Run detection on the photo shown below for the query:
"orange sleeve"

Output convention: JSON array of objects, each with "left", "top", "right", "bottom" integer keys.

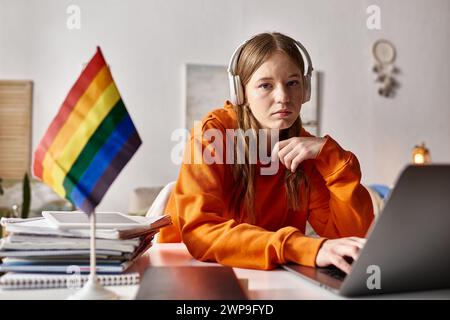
[
  {"left": 307, "top": 135, "right": 375, "bottom": 238},
  {"left": 170, "top": 120, "right": 325, "bottom": 270}
]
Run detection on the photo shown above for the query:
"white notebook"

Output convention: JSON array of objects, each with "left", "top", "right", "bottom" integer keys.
[{"left": 0, "top": 272, "right": 140, "bottom": 290}]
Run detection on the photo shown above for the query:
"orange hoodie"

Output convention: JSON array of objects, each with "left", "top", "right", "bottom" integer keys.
[{"left": 159, "top": 101, "right": 374, "bottom": 270}]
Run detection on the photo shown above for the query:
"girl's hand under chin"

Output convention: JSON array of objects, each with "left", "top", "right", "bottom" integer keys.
[{"left": 272, "top": 136, "right": 327, "bottom": 172}]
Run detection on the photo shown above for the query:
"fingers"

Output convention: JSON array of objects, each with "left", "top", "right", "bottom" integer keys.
[
  {"left": 338, "top": 242, "right": 360, "bottom": 262},
  {"left": 290, "top": 154, "right": 304, "bottom": 172},
  {"left": 336, "top": 237, "right": 366, "bottom": 248},
  {"left": 283, "top": 149, "right": 297, "bottom": 171},
  {"left": 272, "top": 138, "right": 310, "bottom": 172},
  {"left": 333, "top": 239, "right": 366, "bottom": 273},
  {"left": 271, "top": 141, "right": 282, "bottom": 163},
  {"left": 276, "top": 142, "right": 295, "bottom": 166},
  {"left": 284, "top": 150, "right": 306, "bottom": 172},
  {"left": 273, "top": 140, "right": 301, "bottom": 170},
  {"left": 347, "top": 237, "right": 366, "bottom": 249},
  {"left": 277, "top": 139, "right": 291, "bottom": 149},
  {"left": 271, "top": 139, "right": 293, "bottom": 162},
  {"left": 339, "top": 237, "right": 366, "bottom": 251},
  {"left": 333, "top": 256, "right": 352, "bottom": 274},
  {"left": 315, "top": 237, "right": 368, "bottom": 274},
  {"left": 272, "top": 137, "right": 330, "bottom": 172}
]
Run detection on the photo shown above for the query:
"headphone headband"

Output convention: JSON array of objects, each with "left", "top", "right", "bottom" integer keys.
[{"left": 227, "top": 38, "right": 314, "bottom": 79}]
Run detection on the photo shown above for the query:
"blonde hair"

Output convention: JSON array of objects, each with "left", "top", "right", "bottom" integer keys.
[{"left": 230, "top": 32, "right": 309, "bottom": 224}]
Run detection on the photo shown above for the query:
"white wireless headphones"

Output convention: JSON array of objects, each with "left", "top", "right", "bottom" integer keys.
[{"left": 227, "top": 36, "right": 314, "bottom": 106}]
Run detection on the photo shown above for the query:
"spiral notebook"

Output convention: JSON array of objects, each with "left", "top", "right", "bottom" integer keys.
[{"left": 0, "top": 272, "right": 140, "bottom": 290}]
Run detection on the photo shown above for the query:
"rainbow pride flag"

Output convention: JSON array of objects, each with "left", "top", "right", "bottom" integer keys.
[{"left": 33, "top": 47, "right": 142, "bottom": 214}]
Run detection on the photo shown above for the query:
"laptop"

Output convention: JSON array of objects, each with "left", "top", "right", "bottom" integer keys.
[{"left": 283, "top": 164, "right": 450, "bottom": 296}]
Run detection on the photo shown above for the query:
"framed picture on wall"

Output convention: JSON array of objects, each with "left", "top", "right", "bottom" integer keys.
[
  {"left": 185, "top": 64, "right": 229, "bottom": 131},
  {"left": 300, "top": 70, "right": 320, "bottom": 136}
]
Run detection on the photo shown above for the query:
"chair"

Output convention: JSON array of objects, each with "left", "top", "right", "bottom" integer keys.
[
  {"left": 365, "top": 184, "right": 391, "bottom": 217},
  {"left": 145, "top": 181, "right": 176, "bottom": 218},
  {"left": 144, "top": 181, "right": 176, "bottom": 243}
]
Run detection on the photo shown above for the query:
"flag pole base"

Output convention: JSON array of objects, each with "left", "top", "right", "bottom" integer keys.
[
  {"left": 67, "top": 213, "right": 118, "bottom": 300},
  {"left": 67, "top": 277, "right": 118, "bottom": 300}
]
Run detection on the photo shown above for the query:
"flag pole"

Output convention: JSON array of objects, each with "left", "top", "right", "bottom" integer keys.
[{"left": 68, "top": 212, "right": 118, "bottom": 300}]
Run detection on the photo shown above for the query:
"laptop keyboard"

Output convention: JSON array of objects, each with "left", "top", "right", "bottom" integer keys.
[{"left": 321, "top": 267, "right": 347, "bottom": 281}]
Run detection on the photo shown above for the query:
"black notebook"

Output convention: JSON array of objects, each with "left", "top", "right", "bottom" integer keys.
[{"left": 135, "top": 266, "right": 247, "bottom": 300}]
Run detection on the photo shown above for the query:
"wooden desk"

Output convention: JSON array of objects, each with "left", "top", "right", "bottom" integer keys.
[{"left": 1, "top": 243, "right": 449, "bottom": 300}]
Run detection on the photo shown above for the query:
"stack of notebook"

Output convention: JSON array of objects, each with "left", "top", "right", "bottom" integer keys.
[{"left": 0, "top": 213, "right": 171, "bottom": 289}]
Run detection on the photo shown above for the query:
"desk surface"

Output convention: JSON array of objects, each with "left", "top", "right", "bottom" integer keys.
[{"left": 1, "top": 243, "right": 449, "bottom": 300}]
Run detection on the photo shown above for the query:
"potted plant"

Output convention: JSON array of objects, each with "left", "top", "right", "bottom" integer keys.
[{"left": 0, "top": 173, "right": 32, "bottom": 237}]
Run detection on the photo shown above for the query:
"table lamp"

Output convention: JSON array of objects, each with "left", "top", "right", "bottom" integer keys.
[{"left": 412, "top": 142, "right": 431, "bottom": 165}]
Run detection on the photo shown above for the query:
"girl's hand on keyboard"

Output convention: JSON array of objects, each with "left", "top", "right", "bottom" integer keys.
[{"left": 315, "top": 237, "right": 366, "bottom": 274}]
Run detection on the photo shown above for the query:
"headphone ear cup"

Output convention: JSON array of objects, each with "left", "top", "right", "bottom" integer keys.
[
  {"left": 228, "top": 75, "right": 239, "bottom": 105},
  {"left": 228, "top": 74, "right": 236, "bottom": 104},
  {"left": 302, "top": 75, "right": 311, "bottom": 103},
  {"left": 233, "top": 75, "right": 244, "bottom": 105}
]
